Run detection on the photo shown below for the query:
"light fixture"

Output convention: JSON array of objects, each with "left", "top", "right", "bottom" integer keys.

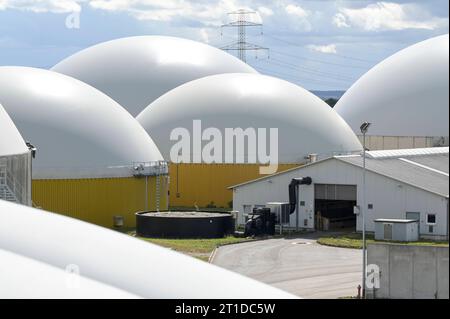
[{"left": 360, "top": 122, "right": 371, "bottom": 134}]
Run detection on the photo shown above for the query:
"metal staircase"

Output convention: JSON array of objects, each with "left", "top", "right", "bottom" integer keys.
[
  {"left": 0, "top": 166, "right": 19, "bottom": 203},
  {"left": 155, "top": 175, "right": 160, "bottom": 212},
  {"left": 132, "top": 161, "right": 168, "bottom": 212}
]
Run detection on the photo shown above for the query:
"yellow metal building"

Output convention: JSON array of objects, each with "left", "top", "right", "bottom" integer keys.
[
  {"left": 168, "top": 163, "right": 300, "bottom": 208},
  {"left": 33, "top": 175, "right": 169, "bottom": 228}
]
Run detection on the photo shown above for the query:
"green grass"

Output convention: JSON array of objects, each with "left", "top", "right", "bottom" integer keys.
[
  {"left": 129, "top": 232, "right": 249, "bottom": 260},
  {"left": 317, "top": 233, "right": 449, "bottom": 249}
]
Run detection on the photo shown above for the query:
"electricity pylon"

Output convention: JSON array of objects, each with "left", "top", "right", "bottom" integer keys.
[{"left": 221, "top": 9, "right": 269, "bottom": 63}]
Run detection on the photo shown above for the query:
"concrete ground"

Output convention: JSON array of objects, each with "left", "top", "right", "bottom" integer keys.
[{"left": 212, "top": 233, "right": 362, "bottom": 299}]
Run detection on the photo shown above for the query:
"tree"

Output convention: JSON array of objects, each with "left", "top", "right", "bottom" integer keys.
[{"left": 325, "top": 98, "right": 338, "bottom": 108}]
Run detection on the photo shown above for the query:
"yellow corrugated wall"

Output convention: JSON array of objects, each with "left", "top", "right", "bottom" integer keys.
[
  {"left": 168, "top": 163, "right": 300, "bottom": 208},
  {"left": 32, "top": 176, "right": 169, "bottom": 228}
]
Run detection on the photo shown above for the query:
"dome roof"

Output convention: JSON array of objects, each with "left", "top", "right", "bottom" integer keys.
[
  {"left": 0, "top": 199, "right": 296, "bottom": 298},
  {"left": 335, "top": 34, "right": 449, "bottom": 137},
  {"left": 0, "top": 67, "right": 163, "bottom": 178},
  {"left": 0, "top": 103, "right": 28, "bottom": 157},
  {"left": 137, "top": 73, "right": 362, "bottom": 164},
  {"left": 52, "top": 36, "right": 258, "bottom": 116},
  {"left": 0, "top": 248, "right": 138, "bottom": 298}
]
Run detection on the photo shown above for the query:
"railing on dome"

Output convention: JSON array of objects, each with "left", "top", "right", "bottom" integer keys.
[{"left": 132, "top": 161, "right": 169, "bottom": 177}]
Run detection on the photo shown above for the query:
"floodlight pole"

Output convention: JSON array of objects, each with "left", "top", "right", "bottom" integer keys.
[
  {"left": 362, "top": 131, "right": 367, "bottom": 298},
  {"left": 360, "top": 122, "right": 370, "bottom": 299}
]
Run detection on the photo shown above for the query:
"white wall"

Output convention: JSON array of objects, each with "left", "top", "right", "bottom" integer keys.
[
  {"left": 233, "top": 159, "right": 361, "bottom": 229},
  {"left": 232, "top": 158, "right": 448, "bottom": 238},
  {"left": 357, "top": 135, "right": 449, "bottom": 151},
  {"left": 359, "top": 170, "right": 448, "bottom": 239},
  {"left": 367, "top": 244, "right": 449, "bottom": 299}
]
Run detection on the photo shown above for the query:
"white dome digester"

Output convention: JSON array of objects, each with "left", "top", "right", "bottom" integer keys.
[
  {"left": 335, "top": 34, "right": 449, "bottom": 137},
  {"left": 0, "top": 103, "right": 28, "bottom": 157},
  {"left": 137, "top": 73, "right": 362, "bottom": 164},
  {"left": 0, "top": 66, "right": 163, "bottom": 179},
  {"left": 52, "top": 36, "right": 258, "bottom": 116}
]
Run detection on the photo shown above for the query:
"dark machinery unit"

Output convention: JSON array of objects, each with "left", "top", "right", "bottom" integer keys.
[
  {"left": 243, "top": 176, "right": 312, "bottom": 236},
  {"left": 244, "top": 207, "right": 276, "bottom": 236}
]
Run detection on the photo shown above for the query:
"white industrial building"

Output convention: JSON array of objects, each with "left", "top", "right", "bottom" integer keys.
[
  {"left": 335, "top": 34, "right": 449, "bottom": 150},
  {"left": 231, "top": 147, "right": 449, "bottom": 240}
]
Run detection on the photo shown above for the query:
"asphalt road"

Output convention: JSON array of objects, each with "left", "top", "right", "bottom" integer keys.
[{"left": 212, "top": 234, "right": 362, "bottom": 299}]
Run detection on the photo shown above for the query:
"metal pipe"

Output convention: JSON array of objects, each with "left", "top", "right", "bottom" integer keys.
[
  {"left": 295, "top": 186, "right": 299, "bottom": 232},
  {"left": 145, "top": 176, "right": 148, "bottom": 211}
]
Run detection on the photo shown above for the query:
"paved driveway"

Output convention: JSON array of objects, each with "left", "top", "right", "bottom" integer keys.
[{"left": 212, "top": 234, "right": 362, "bottom": 299}]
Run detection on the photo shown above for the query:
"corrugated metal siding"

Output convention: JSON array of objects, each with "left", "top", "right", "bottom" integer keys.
[
  {"left": 168, "top": 163, "right": 300, "bottom": 208},
  {"left": 32, "top": 176, "right": 169, "bottom": 228}
]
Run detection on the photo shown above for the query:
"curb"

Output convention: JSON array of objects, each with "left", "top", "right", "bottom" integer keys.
[
  {"left": 208, "top": 247, "right": 218, "bottom": 263},
  {"left": 208, "top": 237, "right": 270, "bottom": 263}
]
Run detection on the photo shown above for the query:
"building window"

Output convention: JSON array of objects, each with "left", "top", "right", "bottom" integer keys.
[
  {"left": 300, "top": 201, "right": 305, "bottom": 206},
  {"left": 427, "top": 214, "right": 436, "bottom": 225},
  {"left": 368, "top": 204, "right": 373, "bottom": 209}
]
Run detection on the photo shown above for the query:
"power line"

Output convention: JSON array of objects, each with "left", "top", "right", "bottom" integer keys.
[
  {"left": 253, "top": 65, "right": 350, "bottom": 88},
  {"left": 270, "top": 49, "right": 368, "bottom": 70},
  {"left": 220, "top": 9, "right": 268, "bottom": 62},
  {"left": 265, "top": 34, "right": 377, "bottom": 64},
  {"left": 263, "top": 57, "right": 355, "bottom": 82}
]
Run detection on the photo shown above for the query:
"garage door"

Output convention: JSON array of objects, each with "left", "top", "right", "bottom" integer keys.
[{"left": 314, "top": 184, "right": 357, "bottom": 201}]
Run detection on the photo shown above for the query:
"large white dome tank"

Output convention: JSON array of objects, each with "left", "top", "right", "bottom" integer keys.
[
  {"left": 0, "top": 103, "right": 28, "bottom": 157},
  {"left": 137, "top": 73, "right": 362, "bottom": 164},
  {"left": 335, "top": 34, "right": 449, "bottom": 138},
  {"left": 0, "top": 199, "right": 297, "bottom": 299},
  {"left": 0, "top": 67, "right": 167, "bottom": 226},
  {"left": 0, "top": 66, "right": 163, "bottom": 178},
  {"left": 52, "top": 36, "right": 258, "bottom": 116}
]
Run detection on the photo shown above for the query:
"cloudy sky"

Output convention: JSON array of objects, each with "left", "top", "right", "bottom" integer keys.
[{"left": 0, "top": 0, "right": 448, "bottom": 90}]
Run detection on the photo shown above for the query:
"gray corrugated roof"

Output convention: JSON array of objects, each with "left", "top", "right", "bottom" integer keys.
[
  {"left": 405, "top": 154, "right": 449, "bottom": 173},
  {"left": 337, "top": 154, "right": 449, "bottom": 198},
  {"left": 229, "top": 149, "right": 449, "bottom": 197}
]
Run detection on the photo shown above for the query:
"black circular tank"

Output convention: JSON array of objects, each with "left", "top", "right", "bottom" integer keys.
[{"left": 136, "top": 211, "right": 235, "bottom": 239}]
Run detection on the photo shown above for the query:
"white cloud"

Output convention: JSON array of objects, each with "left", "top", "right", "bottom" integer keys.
[
  {"left": 199, "top": 28, "right": 209, "bottom": 43},
  {"left": 258, "top": 6, "right": 273, "bottom": 17},
  {"left": 278, "top": 3, "right": 312, "bottom": 31},
  {"left": 285, "top": 4, "right": 308, "bottom": 18},
  {"left": 332, "top": 12, "right": 350, "bottom": 28},
  {"left": 307, "top": 44, "right": 337, "bottom": 54},
  {"left": 333, "top": 2, "right": 448, "bottom": 31},
  {"left": 0, "top": 0, "right": 83, "bottom": 13},
  {"left": 1, "top": 0, "right": 446, "bottom": 36},
  {"left": 89, "top": 0, "right": 241, "bottom": 25}
]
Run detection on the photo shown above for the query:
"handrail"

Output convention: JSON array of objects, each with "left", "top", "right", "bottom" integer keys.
[{"left": 0, "top": 164, "right": 27, "bottom": 204}]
